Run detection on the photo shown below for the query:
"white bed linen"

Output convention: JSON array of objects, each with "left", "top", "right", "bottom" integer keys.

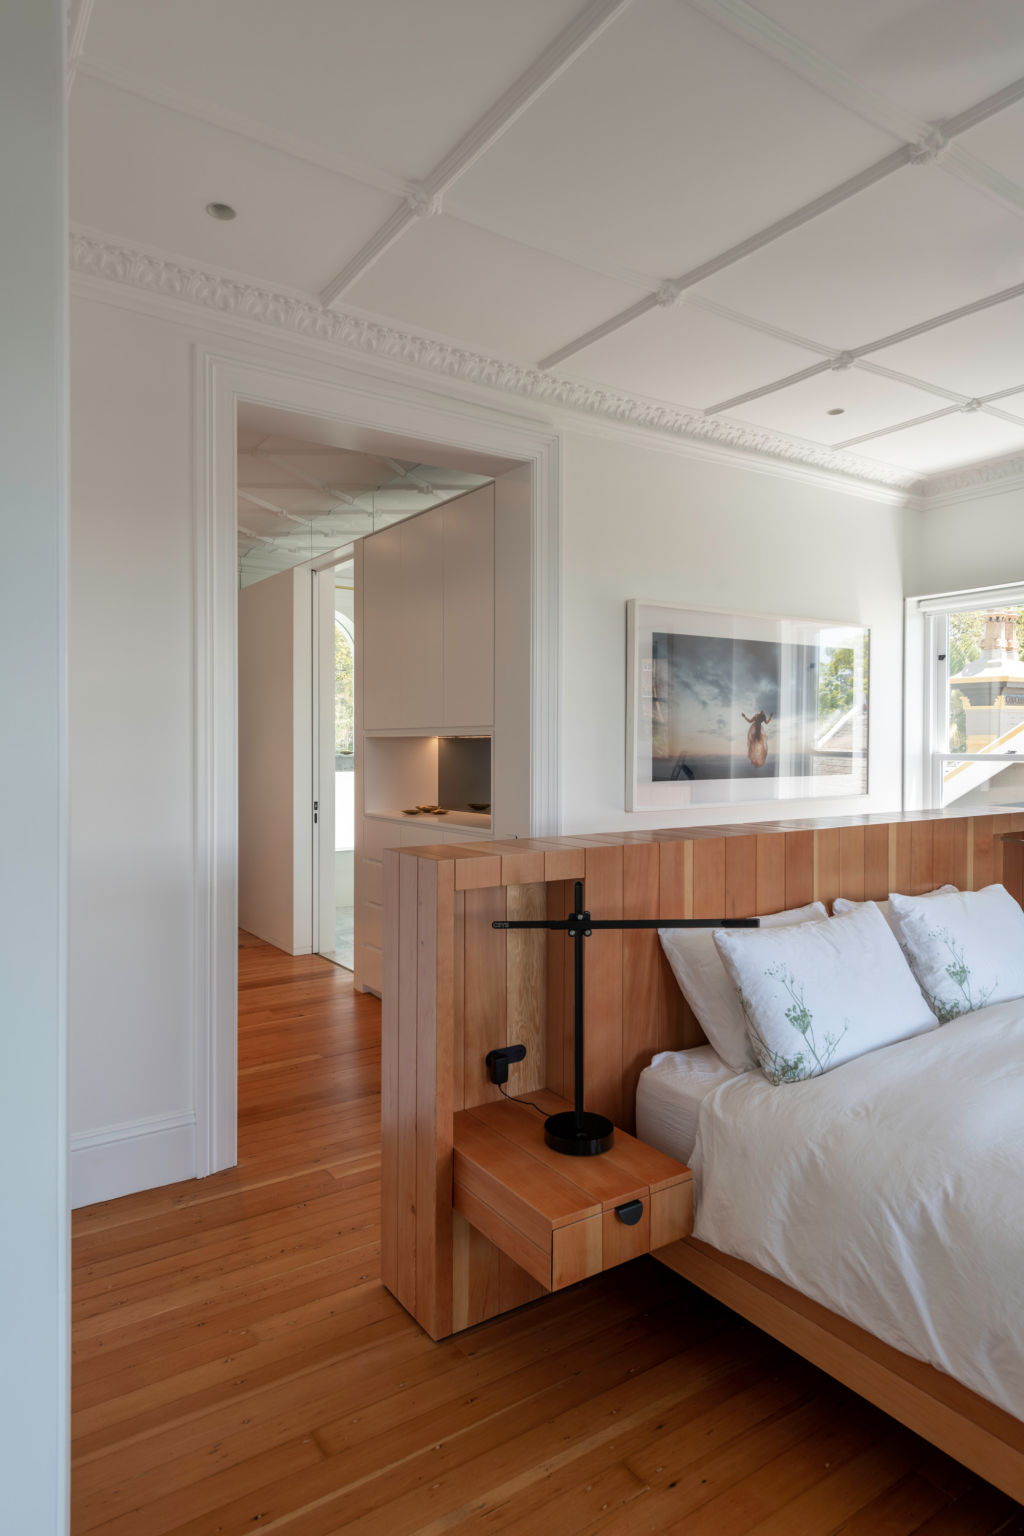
[
  {"left": 635, "top": 1046, "right": 739, "bottom": 1164},
  {"left": 691, "top": 1000, "right": 1024, "bottom": 1419}
]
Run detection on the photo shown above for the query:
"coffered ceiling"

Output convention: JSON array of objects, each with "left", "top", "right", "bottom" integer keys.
[{"left": 69, "top": 0, "right": 1024, "bottom": 491}]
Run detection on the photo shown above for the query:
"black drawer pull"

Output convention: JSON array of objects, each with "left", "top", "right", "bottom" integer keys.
[{"left": 616, "top": 1199, "right": 644, "bottom": 1226}]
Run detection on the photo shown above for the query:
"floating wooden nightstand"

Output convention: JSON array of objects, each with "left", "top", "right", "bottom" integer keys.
[{"left": 452, "top": 1091, "right": 693, "bottom": 1293}]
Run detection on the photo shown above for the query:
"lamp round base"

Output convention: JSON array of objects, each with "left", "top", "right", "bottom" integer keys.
[{"left": 543, "top": 1111, "right": 615, "bottom": 1157}]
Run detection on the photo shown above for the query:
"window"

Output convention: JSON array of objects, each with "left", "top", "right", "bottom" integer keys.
[
  {"left": 335, "top": 612, "right": 354, "bottom": 763},
  {"left": 912, "top": 584, "right": 1024, "bottom": 811}
]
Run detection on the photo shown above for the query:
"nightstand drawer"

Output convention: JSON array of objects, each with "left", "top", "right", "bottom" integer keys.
[{"left": 453, "top": 1096, "right": 692, "bottom": 1292}]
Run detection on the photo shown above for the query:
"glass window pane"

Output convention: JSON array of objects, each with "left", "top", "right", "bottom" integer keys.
[
  {"left": 940, "top": 756, "right": 1024, "bottom": 809},
  {"left": 946, "top": 606, "right": 1024, "bottom": 755}
]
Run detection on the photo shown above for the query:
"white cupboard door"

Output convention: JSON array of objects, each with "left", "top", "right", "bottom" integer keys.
[
  {"left": 443, "top": 485, "right": 494, "bottom": 728},
  {"left": 361, "top": 525, "right": 403, "bottom": 728},
  {"left": 399, "top": 513, "right": 445, "bottom": 726}
]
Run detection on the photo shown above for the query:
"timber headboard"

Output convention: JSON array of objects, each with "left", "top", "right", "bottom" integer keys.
[{"left": 381, "top": 810, "right": 1024, "bottom": 1339}]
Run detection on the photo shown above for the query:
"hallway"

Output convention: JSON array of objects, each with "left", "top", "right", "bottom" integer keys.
[{"left": 70, "top": 938, "right": 1023, "bottom": 1535}]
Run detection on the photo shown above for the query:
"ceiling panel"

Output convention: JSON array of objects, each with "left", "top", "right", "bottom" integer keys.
[
  {"left": 84, "top": 0, "right": 584, "bottom": 185},
  {"left": 984, "top": 389, "right": 1024, "bottom": 419},
  {"left": 566, "top": 300, "right": 826, "bottom": 410},
  {"left": 725, "top": 367, "right": 949, "bottom": 445},
  {"left": 751, "top": 0, "right": 1024, "bottom": 123},
  {"left": 849, "top": 410, "right": 1024, "bottom": 472},
  {"left": 344, "top": 215, "right": 648, "bottom": 363},
  {"left": 867, "top": 294, "right": 1024, "bottom": 398},
  {"left": 449, "top": 0, "right": 896, "bottom": 282},
  {"left": 956, "top": 97, "right": 1024, "bottom": 188},
  {"left": 698, "top": 165, "right": 1024, "bottom": 344},
  {"left": 70, "top": 76, "right": 399, "bottom": 294}
]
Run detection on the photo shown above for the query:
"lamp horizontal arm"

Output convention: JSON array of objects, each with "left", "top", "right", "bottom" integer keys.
[{"left": 492, "top": 917, "right": 760, "bottom": 931}]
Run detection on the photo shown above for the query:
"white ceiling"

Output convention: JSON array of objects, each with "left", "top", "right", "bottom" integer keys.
[{"left": 69, "top": 0, "right": 1024, "bottom": 488}]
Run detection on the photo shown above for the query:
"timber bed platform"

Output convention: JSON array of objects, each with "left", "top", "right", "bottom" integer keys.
[{"left": 380, "top": 808, "right": 1024, "bottom": 1502}]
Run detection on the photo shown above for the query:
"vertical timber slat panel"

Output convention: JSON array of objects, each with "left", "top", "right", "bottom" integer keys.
[
  {"left": 1002, "top": 838, "right": 1024, "bottom": 910},
  {"left": 428, "top": 860, "right": 456, "bottom": 1338},
  {"left": 380, "top": 850, "right": 401, "bottom": 1298},
  {"left": 545, "top": 880, "right": 568, "bottom": 1099},
  {"left": 463, "top": 885, "right": 507, "bottom": 1110},
  {"left": 453, "top": 890, "right": 465, "bottom": 1112},
  {"left": 991, "top": 814, "right": 1013, "bottom": 886},
  {"left": 396, "top": 853, "right": 419, "bottom": 1318},
  {"left": 813, "top": 827, "right": 841, "bottom": 910},
  {"left": 622, "top": 842, "right": 664, "bottom": 1133},
  {"left": 785, "top": 830, "right": 814, "bottom": 908},
  {"left": 507, "top": 882, "right": 547, "bottom": 1096},
  {"left": 499, "top": 1254, "right": 548, "bottom": 1315},
  {"left": 755, "top": 833, "right": 786, "bottom": 915},
  {"left": 864, "top": 824, "right": 890, "bottom": 901},
  {"left": 971, "top": 820, "right": 993, "bottom": 890},
  {"left": 933, "top": 818, "right": 968, "bottom": 890},
  {"left": 911, "top": 820, "right": 935, "bottom": 893},
  {"left": 660, "top": 839, "right": 696, "bottom": 1046},
  {"left": 692, "top": 839, "right": 726, "bottom": 920},
  {"left": 584, "top": 845, "right": 624, "bottom": 1127},
  {"left": 892, "top": 822, "right": 913, "bottom": 894},
  {"left": 725, "top": 836, "right": 757, "bottom": 918},
  {"left": 415, "top": 861, "right": 439, "bottom": 1335},
  {"left": 839, "top": 825, "right": 865, "bottom": 904}
]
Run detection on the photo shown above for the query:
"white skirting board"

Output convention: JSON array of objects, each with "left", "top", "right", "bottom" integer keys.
[{"left": 71, "top": 1111, "right": 198, "bottom": 1209}]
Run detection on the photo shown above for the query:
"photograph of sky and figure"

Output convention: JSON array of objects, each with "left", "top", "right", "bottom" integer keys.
[{"left": 649, "top": 630, "right": 867, "bottom": 787}]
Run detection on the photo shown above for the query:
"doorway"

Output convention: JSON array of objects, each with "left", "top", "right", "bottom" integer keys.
[
  {"left": 199, "top": 350, "right": 560, "bottom": 1178},
  {"left": 314, "top": 557, "right": 356, "bottom": 970}
]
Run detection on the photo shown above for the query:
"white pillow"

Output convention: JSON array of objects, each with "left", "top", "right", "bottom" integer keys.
[
  {"left": 658, "top": 901, "right": 827, "bottom": 1072},
  {"left": 713, "top": 904, "right": 938, "bottom": 1085},
  {"left": 889, "top": 883, "right": 1024, "bottom": 1024},
  {"left": 833, "top": 885, "right": 957, "bottom": 940}
]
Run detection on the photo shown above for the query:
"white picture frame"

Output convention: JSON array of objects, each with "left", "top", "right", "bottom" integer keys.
[{"left": 626, "top": 600, "right": 869, "bottom": 811}]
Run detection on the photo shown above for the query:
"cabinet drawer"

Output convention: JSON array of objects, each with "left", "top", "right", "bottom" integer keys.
[{"left": 453, "top": 1098, "right": 692, "bottom": 1294}]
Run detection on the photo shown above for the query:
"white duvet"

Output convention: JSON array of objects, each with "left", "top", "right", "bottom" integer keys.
[{"left": 692, "top": 999, "right": 1024, "bottom": 1420}]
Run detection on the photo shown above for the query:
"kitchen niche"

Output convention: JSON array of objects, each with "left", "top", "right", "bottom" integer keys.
[{"left": 363, "top": 733, "right": 492, "bottom": 829}]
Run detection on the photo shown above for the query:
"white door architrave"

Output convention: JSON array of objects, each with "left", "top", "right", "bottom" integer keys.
[{"left": 195, "top": 348, "right": 561, "bottom": 1177}]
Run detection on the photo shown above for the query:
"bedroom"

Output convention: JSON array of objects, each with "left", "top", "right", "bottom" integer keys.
[{"left": 5, "top": 0, "right": 1024, "bottom": 1530}]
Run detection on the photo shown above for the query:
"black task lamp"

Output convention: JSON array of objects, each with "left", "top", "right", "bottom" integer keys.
[{"left": 494, "top": 881, "right": 759, "bottom": 1157}]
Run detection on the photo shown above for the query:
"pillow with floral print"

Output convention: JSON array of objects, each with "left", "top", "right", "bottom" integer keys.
[
  {"left": 888, "top": 883, "right": 1024, "bottom": 1024},
  {"left": 832, "top": 885, "right": 957, "bottom": 939},
  {"left": 714, "top": 903, "right": 937, "bottom": 1085}
]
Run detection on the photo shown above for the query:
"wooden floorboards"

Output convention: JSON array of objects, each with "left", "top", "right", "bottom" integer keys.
[{"left": 72, "top": 936, "right": 1024, "bottom": 1535}]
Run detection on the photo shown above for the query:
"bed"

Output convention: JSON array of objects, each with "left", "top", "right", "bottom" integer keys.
[
  {"left": 381, "top": 813, "right": 1024, "bottom": 1503},
  {"left": 637, "top": 887, "right": 1024, "bottom": 1499},
  {"left": 639, "top": 1009, "right": 1024, "bottom": 1424}
]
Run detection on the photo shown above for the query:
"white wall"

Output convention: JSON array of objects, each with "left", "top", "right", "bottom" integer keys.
[
  {"left": 67, "top": 280, "right": 919, "bottom": 1207},
  {"left": 907, "top": 484, "right": 1024, "bottom": 596},
  {"left": 69, "top": 296, "right": 198, "bottom": 1203},
  {"left": 559, "top": 432, "right": 910, "bottom": 833},
  {"left": 238, "top": 567, "right": 313, "bottom": 953},
  {"left": 1, "top": 2, "right": 70, "bottom": 1527}
]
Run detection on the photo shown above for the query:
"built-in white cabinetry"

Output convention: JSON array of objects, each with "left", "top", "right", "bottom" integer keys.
[
  {"left": 443, "top": 490, "right": 494, "bottom": 727},
  {"left": 361, "top": 484, "right": 494, "bottom": 731},
  {"left": 354, "top": 474, "right": 530, "bottom": 992}
]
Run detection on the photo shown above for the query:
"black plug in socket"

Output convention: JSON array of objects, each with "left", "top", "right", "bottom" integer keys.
[{"left": 485, "top": 1043, "right": 526, "bottom": 1085}]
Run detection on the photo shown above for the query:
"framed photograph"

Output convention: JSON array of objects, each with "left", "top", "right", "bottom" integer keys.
[{"left": 626, "top": 601, "right": 869, "bottom": 810}]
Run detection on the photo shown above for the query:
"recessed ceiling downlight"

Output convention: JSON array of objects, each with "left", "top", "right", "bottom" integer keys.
[
  {"left": 205, "top": 201, "right": 237, "bottom": 221},
  {"left": 826, "top": 407, "right": 845, "bottom": 416}
]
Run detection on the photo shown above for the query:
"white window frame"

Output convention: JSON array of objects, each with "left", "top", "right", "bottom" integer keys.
[{"left": 906, "top": 581, "right": 1024, "bottom": 810}]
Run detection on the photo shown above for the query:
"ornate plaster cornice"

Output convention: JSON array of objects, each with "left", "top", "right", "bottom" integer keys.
[
  {"left": 73, "top": 231, "right": 997, "bottom": 498},
  {"left": 923, "top": 452, "right": 1024, "bottom": 499}
]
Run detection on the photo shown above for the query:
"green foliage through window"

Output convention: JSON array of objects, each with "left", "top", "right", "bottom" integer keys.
[{"left": 335, "top": 620, "right": 354, "bottom": 758}]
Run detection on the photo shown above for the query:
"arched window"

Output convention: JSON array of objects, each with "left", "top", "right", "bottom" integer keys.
[{"left": 335, "top": 612, "right": 354, "bottom": 762}]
